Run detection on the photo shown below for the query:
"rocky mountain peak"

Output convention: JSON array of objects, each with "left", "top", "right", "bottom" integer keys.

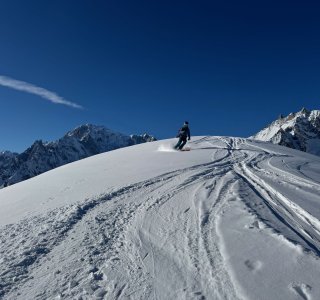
[
  {"left": 0, "top": 125, "right": 156, "bottom": 188},
  {"left": 251, "top": 108, "right": 320, "bottom": 156}
]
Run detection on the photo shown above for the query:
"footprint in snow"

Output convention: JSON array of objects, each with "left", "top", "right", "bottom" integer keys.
[
  {"left": 246, "top": 220, "right": 262, "bottom": 230},
  {"left": 244, "top": 259, "right": 262, "bottom": 272},
  {"left": 193, "top": 291, "right": 205, "bottom": 299},
  {"left": 289, "top": 283, "right": 312, "bottom": 300}
]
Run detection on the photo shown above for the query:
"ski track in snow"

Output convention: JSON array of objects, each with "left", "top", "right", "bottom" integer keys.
[{"left": 1, "top": 137, "right": 320, "bottom": 299}]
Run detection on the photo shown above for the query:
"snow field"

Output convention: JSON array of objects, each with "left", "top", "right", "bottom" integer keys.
[{"left": 0, "top": 136, "right": 320, "bottom": 299}]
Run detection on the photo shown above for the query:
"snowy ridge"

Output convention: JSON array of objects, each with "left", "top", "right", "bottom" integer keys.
[
  {"left": 0, "top": 137, "right": 320, "bottom": 299},
  {"left": 251, "top": 108, "right": 320, "bottom": 156},
  {"left": 0, "top": 124, "right": 156, "bottom": 188}
]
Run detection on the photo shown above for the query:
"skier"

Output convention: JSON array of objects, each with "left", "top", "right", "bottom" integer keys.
[{"left": 174, "top": 121, "right": 191, "bottom": 150}]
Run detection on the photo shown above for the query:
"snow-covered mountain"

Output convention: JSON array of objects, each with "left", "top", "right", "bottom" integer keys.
[
  {"left": 0, "top": 151, "right": 18, "bottom": 186},
  {"left": 0, "top": 124, "right": 156, "bottom": 188},
  {"left": 0, "top": 137, "right": 320, "bottom": 299},
  {"left": 251, "top": 108, "right": 320, "bottom": 156}
]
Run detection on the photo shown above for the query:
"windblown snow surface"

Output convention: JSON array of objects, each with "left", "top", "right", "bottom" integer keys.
[{"left": 1, "top": 137, "right": 320, "bottom": 300}]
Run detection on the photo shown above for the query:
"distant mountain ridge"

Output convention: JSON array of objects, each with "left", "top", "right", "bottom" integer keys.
[
  {"left": 251, "top": 108, "right": 320, "bottom": 156},
  {"left": 0, "top": 124, "right": 156, "bottom": 188}
]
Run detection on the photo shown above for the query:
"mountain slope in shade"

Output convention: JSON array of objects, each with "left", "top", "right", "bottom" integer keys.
[
  {"left": 0, "top": 137, "right": 320, "bottom": 299},
  {"left": 251, "top": 108, "right": 320, "bottom": 156},
  {"left": 0, "top": 124, "right": 156, "bottom": 188}
]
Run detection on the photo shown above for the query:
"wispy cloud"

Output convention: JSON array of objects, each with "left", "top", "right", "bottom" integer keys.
[{"left": 0, "top": 75, "right": 83, "bottom": 109}]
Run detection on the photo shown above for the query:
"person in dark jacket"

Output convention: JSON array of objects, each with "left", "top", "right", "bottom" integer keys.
[{"left": 174, "top": 121, "right": 191, "bottom": 150}]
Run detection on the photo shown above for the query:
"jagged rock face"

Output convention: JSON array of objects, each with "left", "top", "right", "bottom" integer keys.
[
  {"left": 251, "top": 108, "right": 320, "bottom": 156},
  {"left": 0, "top": 124, "right": 156, "bottom": 188},
  {"left": 130, "top": 133, "right": 157, "bottom": 144},
  {"left": 0, "top": 151, "right": 18, "bottom": 187}
]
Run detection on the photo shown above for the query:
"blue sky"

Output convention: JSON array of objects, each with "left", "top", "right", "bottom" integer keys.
[{"left": 1, "top": 0, "right": 320, "bottom": 152}]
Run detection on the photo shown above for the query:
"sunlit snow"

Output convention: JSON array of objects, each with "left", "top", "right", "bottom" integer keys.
[{"left": 0, "top": 137, "right": 320, "bottom": 299}]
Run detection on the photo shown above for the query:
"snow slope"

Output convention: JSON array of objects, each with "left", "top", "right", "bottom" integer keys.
[{"left": 1, "top": 137, "right": 320, "bottom": 299}]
